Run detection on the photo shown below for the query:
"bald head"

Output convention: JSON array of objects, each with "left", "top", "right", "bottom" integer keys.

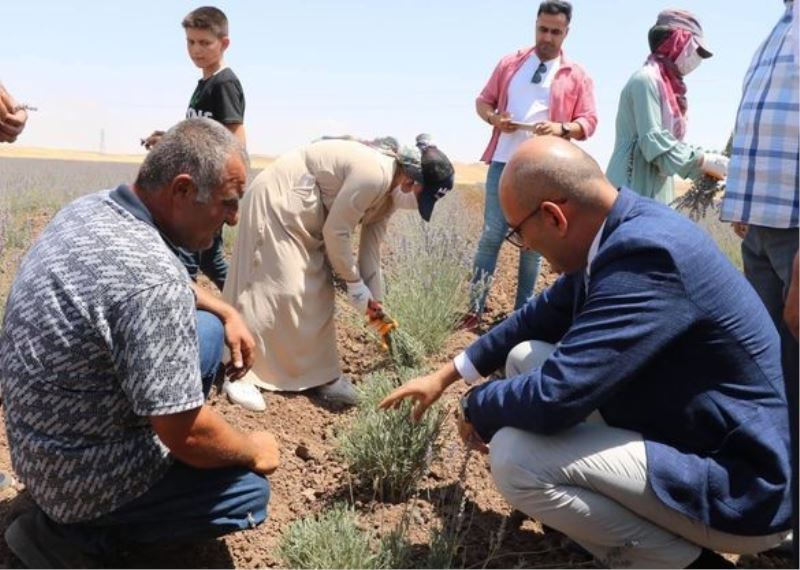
[
  {"left": 498, "top": 137, "right": 618, "bottom": 275},
  {"left": 501, "top": 137, "right": 613, "bottom": 214}
]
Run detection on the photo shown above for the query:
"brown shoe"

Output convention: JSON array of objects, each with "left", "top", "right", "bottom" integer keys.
[{"left": 459, "top": 312, "right": 481, "bottom": 332}]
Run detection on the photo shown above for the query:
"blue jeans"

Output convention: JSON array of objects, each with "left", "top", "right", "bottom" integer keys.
[
  {"left": 741, "top": 225, "right": 799, "bottom": 563},
  {"left": 52, "top": 463, "right": 270, "bottom": 557},
  {"left": 52, "top": 310, "right": 270, "bottom": 554},
  {"left": 471, "top": 161, "right": 542, "bottom": 313},
  {"left": 197, "top": 309, "right": 224, "bottom": 397}
]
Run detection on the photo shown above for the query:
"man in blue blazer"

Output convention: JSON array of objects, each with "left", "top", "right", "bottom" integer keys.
[{"left": 381, "top": 137, "right": 791, "bottom": 568}]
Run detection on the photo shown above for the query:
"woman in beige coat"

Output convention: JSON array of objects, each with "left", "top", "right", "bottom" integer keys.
[{"left": 222, "top": 136, "right": 454, "bottom": 405}]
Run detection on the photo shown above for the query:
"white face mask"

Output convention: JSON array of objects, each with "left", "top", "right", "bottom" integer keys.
[
  {"left": 392, "top": 185, "right": 418, "bottom": 210},
  {"left": 675, "top": 38, "right": 703, "bottom": 76}
]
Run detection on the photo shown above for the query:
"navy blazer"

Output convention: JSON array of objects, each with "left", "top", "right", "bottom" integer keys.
[{"left": 466, "top": 188, "right": 791, "bottom": 536}]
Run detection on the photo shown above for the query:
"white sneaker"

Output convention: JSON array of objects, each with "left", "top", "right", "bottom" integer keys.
[
  {"left": 316, "top": 375, "right": 358, "bottom": 406},
  {"left": 223, "top": 379, "right": 267, "bottom": 412}
]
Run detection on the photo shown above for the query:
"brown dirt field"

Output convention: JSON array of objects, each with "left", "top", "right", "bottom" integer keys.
[{"left": 0, "top": 185, "right": 790, "bottom": 569}]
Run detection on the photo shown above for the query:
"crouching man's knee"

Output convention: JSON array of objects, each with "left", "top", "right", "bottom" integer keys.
[
  {"left": 505, "top": 341, "right": 557, "bottom": 378},
  {"left": 489, "top": 427, "right": 547, "bottom": 507},
  {"left": 236, "top": 471, "right": 271, "bottom": 529}
]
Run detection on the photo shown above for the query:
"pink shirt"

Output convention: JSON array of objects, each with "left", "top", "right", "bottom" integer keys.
[{"left": 477, "top": 46, "right": 598, "bottom": 163}]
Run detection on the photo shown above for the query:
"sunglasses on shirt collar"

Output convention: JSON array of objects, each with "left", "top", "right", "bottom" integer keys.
[{"left": 531, "top": 61, "right": 547, "bottom": 84}]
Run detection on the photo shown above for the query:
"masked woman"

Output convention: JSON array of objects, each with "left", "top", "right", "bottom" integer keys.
[
  {"left": 606, "top": 9, "right": 729, "bottom": 204},
  {"left": 222, "top": 135, "right": 454, "bottom": 406}
]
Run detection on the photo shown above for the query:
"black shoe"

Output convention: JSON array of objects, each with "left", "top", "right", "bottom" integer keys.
[
  {"left": 5, "top": 508, "right": 101, "bottom": 568},
  {"left": 685, "top": 548, "right": 735, "bottom": 569}
]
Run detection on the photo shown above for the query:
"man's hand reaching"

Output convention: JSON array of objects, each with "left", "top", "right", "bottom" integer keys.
[{"left": 223, "top": 309, "right": 256, "bottom": 380}]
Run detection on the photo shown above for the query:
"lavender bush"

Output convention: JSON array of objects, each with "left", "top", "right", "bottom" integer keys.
[
  {"left": 337, "top": 369, "right": 444, "bottom": 502},
  {"left": 381, "top": 187, "right": 480, "bottom": 356}
]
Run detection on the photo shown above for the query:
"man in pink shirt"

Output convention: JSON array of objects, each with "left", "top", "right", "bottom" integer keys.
[{"left": 466, "top": 0, "right": 597, "bottom": 329}]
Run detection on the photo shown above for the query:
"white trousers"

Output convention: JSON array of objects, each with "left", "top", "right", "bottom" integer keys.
[{"left": 489, "top": 341, "right": 786, "bottom": 568}]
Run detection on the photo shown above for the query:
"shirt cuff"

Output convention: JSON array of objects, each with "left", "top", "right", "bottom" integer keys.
[{"left": 454, "top": 351, "right": 482, "bottom": 385}]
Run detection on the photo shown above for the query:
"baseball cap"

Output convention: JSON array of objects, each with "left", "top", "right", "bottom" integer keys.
[
  {"left": 655, "top": 9, "right": 713, "bottom": 58},
  {"left": 412, "top": 146, "right": 455, "bottom": 222}
]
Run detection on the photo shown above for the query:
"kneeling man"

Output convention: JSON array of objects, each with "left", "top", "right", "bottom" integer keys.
[{"left": 0, "top": 119, "right": 280, "bottom": 567}]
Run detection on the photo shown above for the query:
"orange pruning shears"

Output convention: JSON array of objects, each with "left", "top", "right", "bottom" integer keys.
[{"left": 367, "top": 314, "right": 398, "bottom": 351}]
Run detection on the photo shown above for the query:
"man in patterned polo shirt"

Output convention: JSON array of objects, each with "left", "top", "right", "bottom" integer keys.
[{"left": 0, "top": 118, "right": 280, "bottom": 567}]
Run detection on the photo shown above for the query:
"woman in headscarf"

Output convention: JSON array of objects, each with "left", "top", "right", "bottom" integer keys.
[
  {"left": 606, "top": 9, "right": 729, "bottom": 204},
  {"left": 222, "top": 135, "right": 454, "bottom": 406}
]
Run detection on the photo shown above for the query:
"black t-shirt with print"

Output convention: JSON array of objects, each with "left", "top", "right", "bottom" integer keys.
[{"left": 186, "top": 67, "right": 245, "bottom": 125}]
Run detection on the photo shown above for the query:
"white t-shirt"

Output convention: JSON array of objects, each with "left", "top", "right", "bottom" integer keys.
[{"left": 492, "top": 54, "right": 560, "bottom": 163}]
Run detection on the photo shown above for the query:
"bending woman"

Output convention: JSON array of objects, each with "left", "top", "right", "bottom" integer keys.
[{"left": 223, "top": 136, "right": 454, "bottom": 405}]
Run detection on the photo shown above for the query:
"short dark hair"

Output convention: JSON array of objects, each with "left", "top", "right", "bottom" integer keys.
[
  {"left": 182, "top": 6, "right": 229, "bottom": 38},
  {"left": 537, "top": 1, "right": 572, "bottom": 23},
  {"left": 648, "top": 25, "right": 673, "bottom": 53}
]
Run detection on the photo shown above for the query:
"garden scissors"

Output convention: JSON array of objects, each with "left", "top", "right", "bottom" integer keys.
[{"left": 367, "top": 313, "right": 398, "bottom": 351}]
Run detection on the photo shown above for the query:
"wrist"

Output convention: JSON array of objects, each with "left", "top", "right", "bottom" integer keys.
[
  {"left": 560, "top": 122, "right": 571, "bottom": 139},
  {"left": 434, "top": 362, "right": 462, "bottom": 395},
  {"left": 486, "top": 111, "right": 496, "bottom": 126},
  {"left": 217, "top": 300, "right": 237, "bottom": 323},
  {"left": 243, "top": 432, "right": 261, "bottom": 470}
]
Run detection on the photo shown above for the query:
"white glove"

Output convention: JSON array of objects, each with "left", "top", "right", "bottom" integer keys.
[
  {"left": 346, "top": 280, "right": 372, "bottom": 314},
  {"left": 702, "top": 153, "right": 729, "bottom": 180}
]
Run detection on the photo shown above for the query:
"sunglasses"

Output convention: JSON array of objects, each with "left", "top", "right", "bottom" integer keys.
[{"left": 531, "top": 61, "right": 547, "bottom": 84}]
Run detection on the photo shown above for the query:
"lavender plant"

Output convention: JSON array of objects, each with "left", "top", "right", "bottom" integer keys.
[
  {"left": 386, "top": 326, "right": 426, "bottom": 368},
  {"left": 671, "top": 136, "right": 732, "bottom": 220},
  {"left": 279, "top": 504, "right": 377, "bottom": 569},
  {"left": 279, "top": 503, "right": 413, "bottom": 569},
  {"left": 383, "top": 208, "right": 474, "bottom": 356},
  {"left": 337, "top": 369, "right": 444, "bottom": 502}
]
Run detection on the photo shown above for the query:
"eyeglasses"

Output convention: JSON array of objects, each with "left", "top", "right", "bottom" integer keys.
[
  {"left": 531, "top": 61, "right": 547, "bottom": 84},
  {"left": 505, "top": 198, "right": 566, "bottom": 248},
  {"left": 505, "top": 204, "right": 542, "bottom": 248}
]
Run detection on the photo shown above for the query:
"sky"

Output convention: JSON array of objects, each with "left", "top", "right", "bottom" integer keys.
[{"left": 0, "top": 1, "right": 789, "bottom": 167}]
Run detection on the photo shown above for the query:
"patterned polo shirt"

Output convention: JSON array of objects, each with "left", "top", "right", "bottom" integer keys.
[
  {"left": 721, "top": 1, "right": 799, "bottom": 228},
  {"left": 0, "top": 186, "right": 204, "bottom": 523}
]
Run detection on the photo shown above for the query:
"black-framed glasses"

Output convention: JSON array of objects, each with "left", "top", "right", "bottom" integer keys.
[
  {"left": 531, "top": 61, "right": 547, "bottom": 84},
  {"left": 505, "top": 204, "right": 542, "bottom": 248},
  {"left": 505, "top": 198, "right": 567, "bottom": 248}
]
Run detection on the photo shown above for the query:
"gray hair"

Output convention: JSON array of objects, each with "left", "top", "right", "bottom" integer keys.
[{"left": 135, "top": 118, "right": 248, "bottom": 203}]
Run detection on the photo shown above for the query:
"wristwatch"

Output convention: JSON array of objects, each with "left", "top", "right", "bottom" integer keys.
[
  {"left": 458, "top": 394, "right": 472, "bottom": 423},
  {"left": 560, "top": 122, "right": 571, "bottom": 139}
]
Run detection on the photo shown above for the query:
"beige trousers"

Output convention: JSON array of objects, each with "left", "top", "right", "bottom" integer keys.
[{"left": 488, "top": 341, "right": 786, "bottom": 568}]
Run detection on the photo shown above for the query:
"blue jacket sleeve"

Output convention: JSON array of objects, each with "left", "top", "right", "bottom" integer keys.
[
  {"left": 465, "top": 272, "right": 579, "bottom": 377},
  {"left": 467, "top": 247, "right": 697, "bottom": 441}
]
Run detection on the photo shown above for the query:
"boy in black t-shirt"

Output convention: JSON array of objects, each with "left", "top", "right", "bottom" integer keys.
[
  {"left": 181, "top": 6, "right": 246, "bottom": 146},
  {"left": 142, "top": 6, "right": 246, "bottom": 290}
]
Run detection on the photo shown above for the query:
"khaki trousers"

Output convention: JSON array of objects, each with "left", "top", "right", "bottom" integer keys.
[{"left": 488, "top": 341, "right": 786, "bottom": 568}]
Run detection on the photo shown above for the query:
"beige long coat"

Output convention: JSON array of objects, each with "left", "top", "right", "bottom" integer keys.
[{"left": 223, "top": 139, "right": 398, "bottom": 391}]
